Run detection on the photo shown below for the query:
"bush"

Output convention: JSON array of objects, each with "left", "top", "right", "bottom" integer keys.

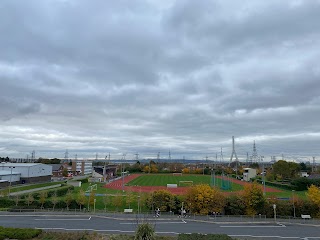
[
  {"left": 79, "top": 178, "right": 89, "bottom": 183},
  {"left": 0, "top": 227, "right": 42, "bottom": 240},
  {"left": 0, "top": 197, "right": 15, "bottom": 208},
  {"left": 291, "top": 178, "right": 320, "bottom": 191},
  {"left": 178, "top": 234, "right": 233, "bottom": 240},
  {"left": 135, "top": 223, "right": 155, "bottom": 240}
]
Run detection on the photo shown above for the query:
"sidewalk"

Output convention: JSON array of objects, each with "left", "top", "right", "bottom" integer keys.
[{"left": 9, "top": 184, "right": 62, "bottom": 196}]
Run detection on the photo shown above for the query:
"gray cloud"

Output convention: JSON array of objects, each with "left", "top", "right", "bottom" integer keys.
[{"left": 0, "top": 0, "right": 320, "bottom": 161}]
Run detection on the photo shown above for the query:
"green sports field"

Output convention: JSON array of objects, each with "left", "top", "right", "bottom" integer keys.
[{"left": 126, "top": 174, "right": 243, "bottom": 191}]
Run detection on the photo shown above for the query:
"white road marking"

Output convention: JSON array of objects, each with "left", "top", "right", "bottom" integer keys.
[
  {"left": 120, "top": 220, "right": 187, "bottom": 225},
  {"left": 35, "top": 216, "right": 91, "bottom": 221},
  {"left": 35, "top": 227, "right": 180, "bottom": 235},
  {"left": 221, "top": 223, "right": 285, "bottom": 228}
]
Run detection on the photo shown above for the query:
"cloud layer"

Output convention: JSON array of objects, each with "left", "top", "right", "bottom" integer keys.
[{"left": 1, "top": 0, "right": 320, "bottom": 161}]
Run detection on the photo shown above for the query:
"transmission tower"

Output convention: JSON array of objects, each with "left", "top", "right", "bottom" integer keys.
[
  {"left": 220, "top": 147, "right": 224, "bottom": 163},
  {"left": 31, "top": 150, "right": 35, "bottom": 162},
  {"left": 157, "top": 152, "right": 160, "bottom": 162},
  {"left": 229, "top": 136, "right": 239, "bottom": 166},
  {"left": 64, "top": 149, "right": 69, "bottom": 163},
  {"left": 95, "top": 153, "right": 98, "bottom": 161},
  {"left": 251, "top": 141, "right": 258, "bottom": 163},
  {"left": 246, "top": 152, "right": 249, "bottom": 165},
  {"left": 168, "top": 151, "right": 171, "bottom": 161},
  {"left": 313, "top": 157, "right": 316, "bottom": 172},
  {"left": 135, "top": 153, "right": 139, "bottom": 161}
]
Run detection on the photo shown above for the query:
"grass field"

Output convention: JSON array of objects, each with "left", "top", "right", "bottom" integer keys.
[{"left": 126, "top": 174, "right": 244, "bottom": 192}]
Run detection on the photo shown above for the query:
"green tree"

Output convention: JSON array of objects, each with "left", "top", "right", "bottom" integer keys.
[
  {"left": 65, "top": 190, "right": 73, "bottom": 210},
  {"left": 14, "top": 195, "right": 20, "bottom": 206},
  {"left": 26, "top": 193, "right": 34, "bottom": 207},
  {"left": 51, "top": 191, "right": 59, "bottom": 211},
  {"left": 273, "top": 160, "right": 300, "bottom": 179},
  {"left": 146, "top": 190, "right": 175, "bottom": 212},
  {"left": 88, "top": 190, "right": 96, "bottom": 210},
  {"left": 126, "top": 189, "right": 135, "bottom": 209},
  {"left": 76, "top": 189, "right": 87, "bottom": 211},
  {"left": 39, "top": 191, "right": 48, "bottom": 209},
  {"left": 103, "top": 193, "right": 110, "bottom": 212},
  {"left": 113, "top": 192, "right": 123, "bottom": 211}
]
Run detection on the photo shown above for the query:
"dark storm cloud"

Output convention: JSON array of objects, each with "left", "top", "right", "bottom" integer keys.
[{"left": 0, "top": 0, "right": 320, "bottom": 161}]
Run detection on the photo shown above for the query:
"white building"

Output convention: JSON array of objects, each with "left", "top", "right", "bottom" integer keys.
[
  {"left": 243, "top": 168, "right": 257, "bottom": 182},
  {"left": 0, "top": 162, "right": 52, "bottom": 183},
  {"left": 72, "top": 160, "right": 92, "bottom": 175}
]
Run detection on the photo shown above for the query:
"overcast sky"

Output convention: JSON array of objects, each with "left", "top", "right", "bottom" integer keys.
[{"left": 0, "top": 0, "right": 320, "bottom": 162}]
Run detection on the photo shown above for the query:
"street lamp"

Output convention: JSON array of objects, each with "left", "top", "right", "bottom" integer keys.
[
  {"left": 8, "top": 166, "right": 15, "bottom": 197},
  {"left": 273, "top": 204, "right": 277, "bottom": 222},
  {"left": 292, "top": 190, "right": 296, "bottom": 218}
]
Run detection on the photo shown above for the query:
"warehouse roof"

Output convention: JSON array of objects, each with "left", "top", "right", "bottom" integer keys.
[{"left": 0, "top": 163, "right": 41, "bottom": 167}]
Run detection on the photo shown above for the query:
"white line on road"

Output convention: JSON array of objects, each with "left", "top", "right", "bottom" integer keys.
[
  {"left": 120, "top": 220, "right": 187, "bottom": 225},
  {"left": 35, "top": 227, "right": 180, "bottom": 235},
  {"left": 34, "top": 217, "right": 91, "bottom": 221},
  {"left": 221, "top": 223, "right": 286, "bottom": 228}
]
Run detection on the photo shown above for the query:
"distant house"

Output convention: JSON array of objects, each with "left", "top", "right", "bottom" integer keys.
[
  {"left": 300, "top": 171, "right": 309, "bottom": 178},
  {"left": 49, "top": 164, "right": 65, "bottom": 177},
  {"left": 243, "top": 168, "right": 257, "bottom": 182}
]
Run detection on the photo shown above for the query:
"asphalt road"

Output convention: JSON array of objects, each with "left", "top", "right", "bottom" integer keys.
[{"left": 0, "top": 213, "right": 319, "bottom": 239}]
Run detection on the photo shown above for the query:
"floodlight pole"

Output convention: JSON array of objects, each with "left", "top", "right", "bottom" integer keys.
[{"left": 9, "top": 166, "right": 15, "bottom": 197}]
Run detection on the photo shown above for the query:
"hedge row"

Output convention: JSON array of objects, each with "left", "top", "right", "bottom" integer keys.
[
  {"left": 0, "top": 226, "right": 42, "bottom": 240},
  {"left": 256, "top": 179, "right": 296, "bottom": 191},
  {"left": 19, "top": 185, "right": 74, "bottom": 200},
  {"left": 291, "top": 178, "right": 320, "bottom": 191}
]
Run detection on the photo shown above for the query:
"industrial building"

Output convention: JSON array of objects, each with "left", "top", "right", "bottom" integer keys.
[{"left": 0, "top": 162, "right": 52, "bottom": 184}]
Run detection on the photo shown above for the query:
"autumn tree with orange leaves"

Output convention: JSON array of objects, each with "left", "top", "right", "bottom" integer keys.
[
  {"left": 307, "top": 184, "right": 320, "bottom": 216},
  {"left": 185, "top": 184, "right": 225, "bottom": 215},
  {"left": 242, "top": 183, "right": 266, "bottom": 216}
]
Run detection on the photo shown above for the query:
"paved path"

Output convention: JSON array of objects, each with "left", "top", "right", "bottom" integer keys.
[{"left": 9, "top": 184, "right": 62, "bottom": 196}]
